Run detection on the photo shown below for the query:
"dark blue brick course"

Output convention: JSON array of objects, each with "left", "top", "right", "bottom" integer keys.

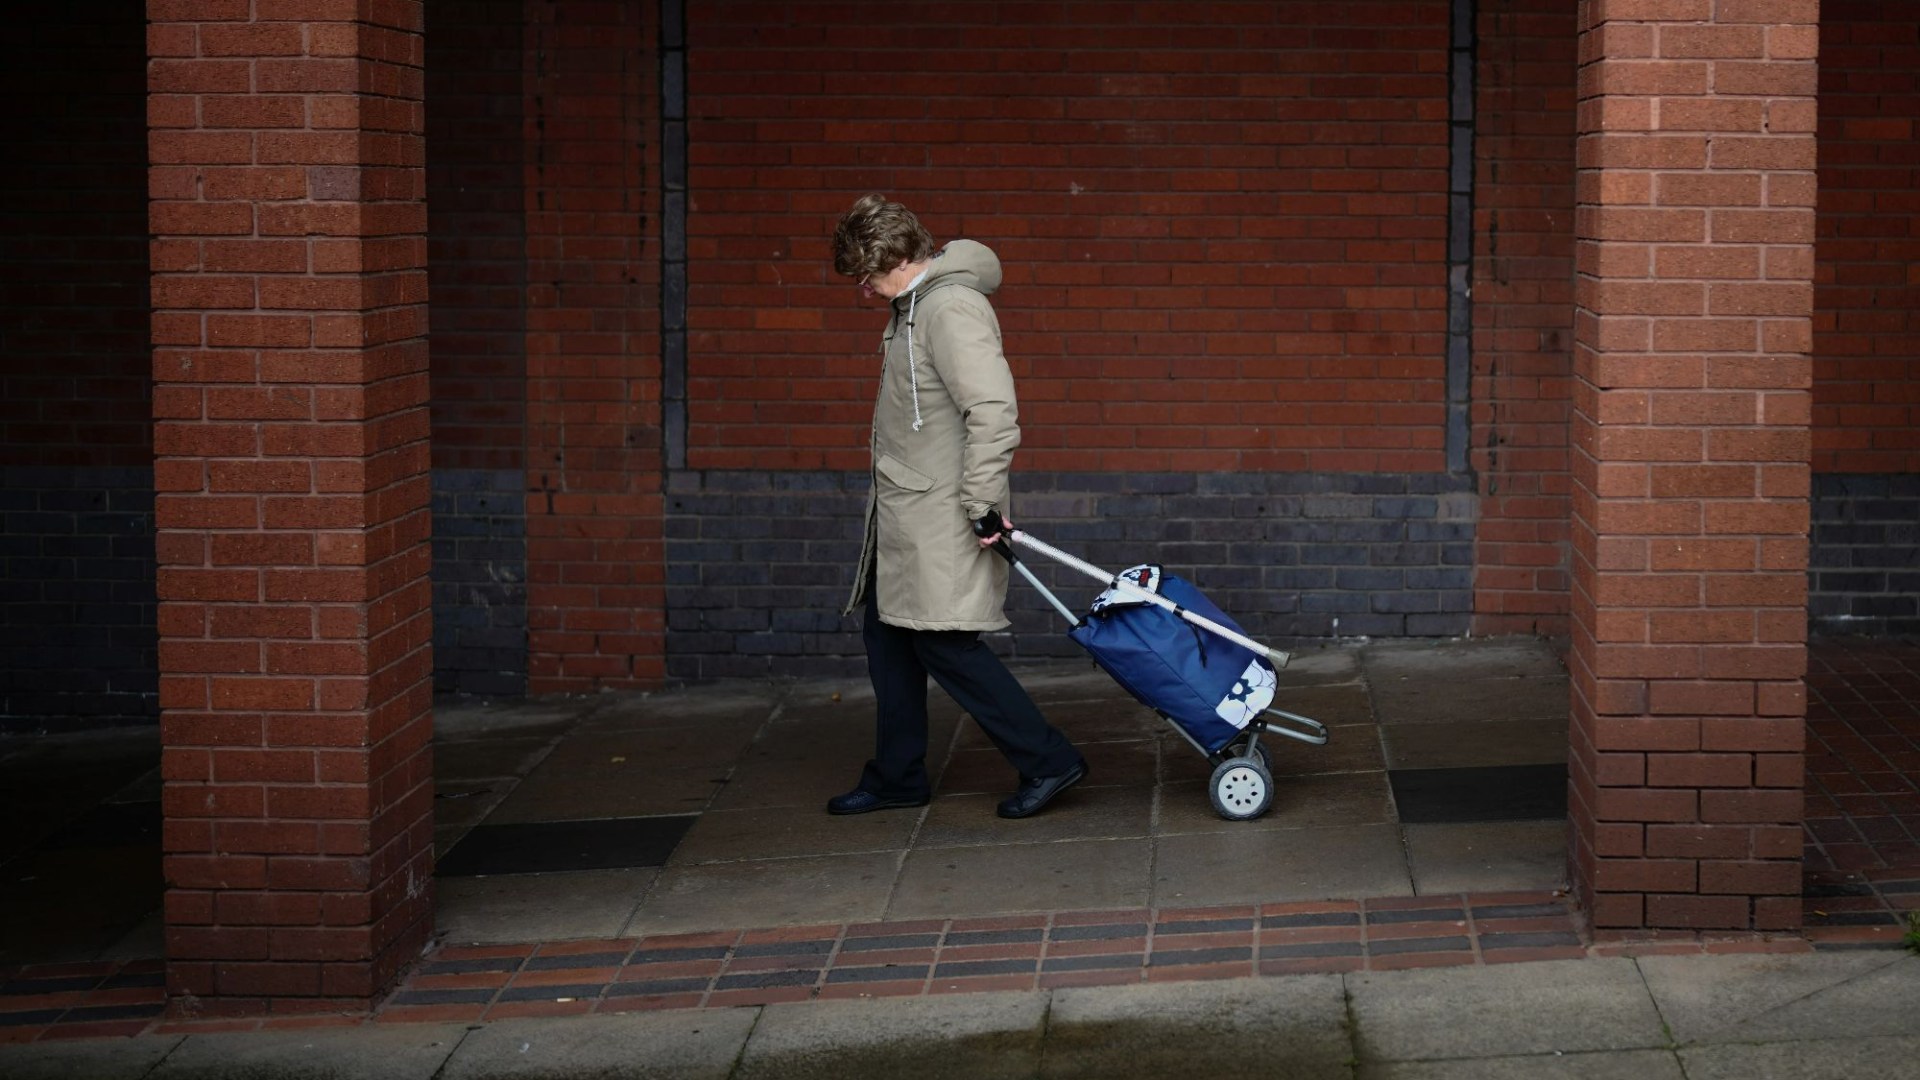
[
  {"left": 1809, "top": 473, "right": 1920, "bottom": 637},
  {"left": 1, "top": 467, "right": 157, "bottom": 732},
  {"left": 662, "top": 470, "right": 1477, "bottom": 679},
  {"left": 431, "top": 469, "right": 528, "bottom": 697}
]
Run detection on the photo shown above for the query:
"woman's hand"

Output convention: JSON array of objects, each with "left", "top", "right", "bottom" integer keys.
[{"left": 975, "top": 513, "right": 1013, "bottom": 548}]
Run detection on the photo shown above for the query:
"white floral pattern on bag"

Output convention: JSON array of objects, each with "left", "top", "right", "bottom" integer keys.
[{"left": 1215, "top": 659, "right": 1276, "bottom": 728}]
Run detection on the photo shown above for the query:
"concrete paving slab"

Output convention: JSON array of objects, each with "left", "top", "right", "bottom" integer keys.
[
  {"left": 1268, "top": 681, "right": 1375, "bottom": 726},
  {"left": 775, "top": 687, "right": 970, "bottom": 729},
  {"left": 150, "top": 1023, "right": 467, "bottom": 1080},
  {"left": 1159, "top": 725, "right": 1383, "bottom": 783},
  {"left": 740, "top": 709, "right": 913, "bottom": 760},
  {"left": 1158, "top": 771, "right": 1395, "bottom": 834},
  {"left": 944, "top": 737, "right": 1158, "bottom": 794},
  {"left": 1402, "top": 821, "right": 1568, "bottom": 894},
  {"left": 1151, "top": 823, "right": 1411, "bottom": 907},
  {"left": 710, "top": 714, "right": 960, "bottom": 811},
  {"left": 704, "top": 763, "right": 850, "bottom": 813},
  {"left": 0, "top": 730, "right": 159, "bottom": 859},
  {"left": 106, "top": 765, "right": 162, "bottom": 804},
  {"left": 1271, "top": 645, "right": 1363, "bottom": 684},
  {"left": 736, "top": 991, "right": 1047, "bottom": 1080},
  {"left": 1, "top": 845, "right": 163, "bottom": 964},
  {"left": 1637, "top": 952, "right": 1920, "bottom": 1045},
  {"left": 439, "top": 1010, "right": 759, "bottom": 1080},
  {"left": 434, "top": 868, "right": 654, "bottom": 943},
  {"left": 1357, "top": 1049, "right": 1686, "bottom": 1080},
  {"left": 775, "top": 674, "right": 882, "bottom": 715},
  {"left": 956, "top": 698, "right": 1163, "bottom": 749},
  {"left": 630, "top": 850, "right": 900, "bottom": 934},
  {"left": 1047, "top": 697, "right": 1167, "bottom": 734},
  {"left": 435, "top": 823, "right": 466, "bottom": 861},
  {"left": 1043, "top": 975, "right": 1350, "bottom": 1080},
  {"left": 753, "top": 701, "right": 883, "bottom": 740},
  {"left": 433, "top": 781, "right": 519, "bottom": 831},
  {"left": 1073, "top": 737, "right": 1161, "bottom": 787},
  {"left": 1379, "top": 717, "right": 1568, "bottom": 770},
  {"left": 888, "top": 837, "right": 1152, "bottom": 919},
  {"left": 937, "top": 746, "right": 1032, "bottom": 795},
  {"left": 1677, "top": 1034, "right": 1920, "bottom": 1080},
  {"left": 1272, "top": 724, "right": 1385, "bottom": 777},
  {"left": 917, "top": 783, "right": 1152, "bottom": 848},
  {"left": 669, "top": 803, "right": 923, "bottom": 864},
  {"left": 1347, "top": 958, "right": 1665, "bottom": 1060},
  {"left": 1361, "top": 638, "right": 1565, "bottom": 681},
  {"left": 582, "top": 684, "right": 781, "bottom": 731},
  {"left": 433, "top": 737, "right": 557, "bottom": 783},
  {"left": 97, "top": 907, "right": 165, "bottom": 962},
  {"left": 432, "top": 701, "right": 589, "bottom": 740},
  {"left": 0, "top": 1034, "right": 183, "bottom": 1080},
  {"left": 1008, "top": 662, "right": 1137, "bottom": 701},
  {"left": 490, "top": 728, "right": 750, "bottom": 822},
  {"left": 1371, "top": 675, "right": 1569, "bottom": 726}
]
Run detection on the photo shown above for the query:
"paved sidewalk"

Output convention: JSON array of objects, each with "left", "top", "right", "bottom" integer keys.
[
  {"left": 376, "top": 890, "right": 1591, "bottom": 1023},
  {"left": 4, "top": 950, "right": 1915, "bottom": 1078},
  {"left": 4, "top": 634, "right": 1915, "bottom": 1075},
  {"left": 11, "top": 637, "right": 1910, "bottom": 972},
  {"left": 426, "top": 638, "right": 1573, "bottom": 945}
]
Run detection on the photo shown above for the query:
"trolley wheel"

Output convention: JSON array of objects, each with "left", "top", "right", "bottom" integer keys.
[{"left": 1208, "top": 755, "right": 1273, "bottom": 821}]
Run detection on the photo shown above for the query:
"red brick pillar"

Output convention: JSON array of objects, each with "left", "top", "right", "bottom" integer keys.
[
  {"left": 148, "top": 1, "right": 434, "bottom": 1007},
  {"left": 1568, "top": 0, "right": 1815, "bottom": 932}
]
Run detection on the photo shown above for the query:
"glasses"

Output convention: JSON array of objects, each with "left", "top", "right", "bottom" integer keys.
[{"left": 859, "top": 263, "right": 902, "bottom": 289}]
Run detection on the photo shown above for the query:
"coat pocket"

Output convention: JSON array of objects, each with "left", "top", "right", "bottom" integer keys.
[{"left": 874, "top": 453, "right": 935, "bottom": 492}]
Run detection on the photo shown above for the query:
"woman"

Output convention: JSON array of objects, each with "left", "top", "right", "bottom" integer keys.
[{"left": 826, "top": 194, "right": 1086, "bottom": 820}]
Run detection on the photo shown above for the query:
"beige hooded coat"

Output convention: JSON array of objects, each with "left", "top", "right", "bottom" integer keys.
[{"left": 843, "top": 240, "right": 1019, "bottom": 630}]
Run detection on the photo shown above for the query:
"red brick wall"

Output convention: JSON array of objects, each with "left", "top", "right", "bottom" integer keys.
[
  {"left": 520, "top": 0, "right": 665, "bottom": 690},
  {"left": 0, "top": 7, "right": 151, "bottom": 468},
  {"left": 425, "top": 0, "right": 526, "bottom": 472},
  {"left": 1813, "top": 1, "right": 1920, "bottom": 474},
  {"left": 1470, "top": 0, "right": 1578, "bottom": 635},
  {"left": 423, "top": 1, "right": 532, "bottom": 696},
  {"left": 685, "top": 1, "right": 1453, "bottom": 475}
]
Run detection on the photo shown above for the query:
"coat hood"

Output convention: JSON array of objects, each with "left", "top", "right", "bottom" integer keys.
[
  {"left": 896, "top": 239, "right": 1001, "bottom": 308},
  {"left": 885, "top": 239, "right": 1004, "bottom": 435}
]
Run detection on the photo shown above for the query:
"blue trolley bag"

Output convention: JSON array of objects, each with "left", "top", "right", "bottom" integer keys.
[{"left": 1067, "top": 565, "right": 1277, "bottom": 757}]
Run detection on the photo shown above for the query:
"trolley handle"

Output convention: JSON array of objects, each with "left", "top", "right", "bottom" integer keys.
[
  {"left": 971, "top": 509, "right": 1016, "bottom": 564},
  {"left": 997, "top": 523, "right": 1293, "bottom": 669},
  {"left": 972, "top": 508, "right": 1079, "bottom": 624}
]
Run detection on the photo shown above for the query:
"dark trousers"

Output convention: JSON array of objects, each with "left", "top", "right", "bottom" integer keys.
[{"left": 859, "top": 592, "right": 1082, "bottom": 800}]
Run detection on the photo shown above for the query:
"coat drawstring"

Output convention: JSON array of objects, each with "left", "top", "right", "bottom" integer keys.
[{"left": 904, "top": 287, "right": 924, "bottom": 431}]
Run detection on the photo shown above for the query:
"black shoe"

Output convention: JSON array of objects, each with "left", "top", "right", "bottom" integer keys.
[
  {"left": 996, "top": 761, "right": 1088, "bottom": 819},
  {"left": 826, "top": 789, "right": 930, "bottom": 816}
]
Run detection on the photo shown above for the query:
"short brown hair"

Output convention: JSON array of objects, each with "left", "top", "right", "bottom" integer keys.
[{"left": 831, "top": 194, "right": 934, "bottom": 279}]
